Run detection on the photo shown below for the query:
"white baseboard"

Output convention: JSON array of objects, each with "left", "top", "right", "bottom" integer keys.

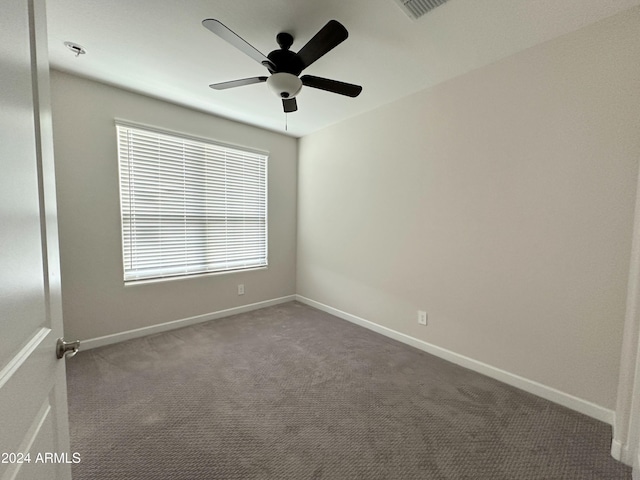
[
  {"left": 611, "top": 439, "right": 622, "bottom": 461},
  {"left": 80, "top": 295, "right": 296, "bottom": 350},
  {"left": 611, "top": 438, "right": 625, "bottom": 462},
  {"left": 296, "top": 295, "right": 615, "bottom": 426}
]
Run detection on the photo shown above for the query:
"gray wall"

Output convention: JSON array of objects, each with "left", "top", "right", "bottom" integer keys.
[
  {"left": 297, "top": 8, "right": 640, "bottom": 410},
  {"left": 51, "top": 71, "right": 298, "bottom": 341}
]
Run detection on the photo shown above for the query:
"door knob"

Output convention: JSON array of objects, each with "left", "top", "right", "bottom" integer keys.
[{"left": 56, "top": 338, "right": 80, "bottom": 359}]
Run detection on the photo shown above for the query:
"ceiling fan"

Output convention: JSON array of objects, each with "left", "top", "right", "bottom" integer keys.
[{"left": 202, "top": 19, "right": 363, "bottom": 113}]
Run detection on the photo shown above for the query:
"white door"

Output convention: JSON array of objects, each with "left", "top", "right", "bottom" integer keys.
[{"left": 0, "top": 0, "right": 73, "bottom": 479}]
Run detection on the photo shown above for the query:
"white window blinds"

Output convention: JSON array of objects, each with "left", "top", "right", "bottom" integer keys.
[{"left": 117, "top": 123, "right": 268, "bottom": 282}]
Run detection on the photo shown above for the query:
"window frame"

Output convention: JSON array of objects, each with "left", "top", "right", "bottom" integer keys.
[{"left": 115, "top": 120, "right": 269, "bottom": 284}]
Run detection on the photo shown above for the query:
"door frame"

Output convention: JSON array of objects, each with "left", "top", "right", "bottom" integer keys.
[{"left": 613, "top": 160, "right": 640, "bottom": 477}]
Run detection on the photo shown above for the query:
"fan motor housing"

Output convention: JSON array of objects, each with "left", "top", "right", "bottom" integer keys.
[{"left": 267, "top": 48, "right": 304, "bottom": 75}]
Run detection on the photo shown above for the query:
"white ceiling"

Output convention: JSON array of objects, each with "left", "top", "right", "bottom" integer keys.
[{"left": 46, "top": 0, "right": 639, "bottom": 138}]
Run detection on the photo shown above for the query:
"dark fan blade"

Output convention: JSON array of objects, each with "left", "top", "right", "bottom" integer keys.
[
  {"left": 296, "top": 20, "right": 348, "bottom": 69},
  {"left": 301, "top": 75, "right": 362, "bottom": 97},
  {"left": 209, "top": 77, "right": 267, "bottom": 90},
  {"left": 202, "top": 19, "right": 275, "bottom": 70},
  {"left": 283, "top": 97, "right": 297, "bottom": 113}
]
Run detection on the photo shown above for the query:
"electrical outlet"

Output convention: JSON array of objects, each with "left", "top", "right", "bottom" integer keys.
[
  {"left": 238, "top": 284, "right": 245, "bottom": 295},
  {"left": 418, "top": 310, "right": 427, "bottom": 326}
]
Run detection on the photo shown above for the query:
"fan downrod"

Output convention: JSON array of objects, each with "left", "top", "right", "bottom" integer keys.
[{"left": 268, "top": 32, "right": 303, "bottom": 75}]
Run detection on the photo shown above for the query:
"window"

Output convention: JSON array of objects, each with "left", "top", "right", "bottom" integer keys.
[{"left": 116, "top": 123, "right": 268, "bottom": 283}]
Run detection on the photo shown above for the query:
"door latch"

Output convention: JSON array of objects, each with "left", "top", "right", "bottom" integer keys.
[{"left": 56, "top": 338, "right": 80, "bottom": 359}]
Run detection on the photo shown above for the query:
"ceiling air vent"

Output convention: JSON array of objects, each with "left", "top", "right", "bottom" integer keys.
[{"left": 393, "top": 0, "right": 449, "bottom": 20}]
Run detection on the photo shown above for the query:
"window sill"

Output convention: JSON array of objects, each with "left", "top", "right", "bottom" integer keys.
[{"left": 123, "top": 266, "right": 268, "bottom": 287}]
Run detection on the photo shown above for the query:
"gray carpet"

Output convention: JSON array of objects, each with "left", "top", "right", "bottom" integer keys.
[{"left": 66, "top": 301, "right": 631, "bottom": 479}]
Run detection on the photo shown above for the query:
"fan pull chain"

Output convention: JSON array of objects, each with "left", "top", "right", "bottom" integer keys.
[{"left": 285, "top": 112, "right": 288, "bottom": 132}]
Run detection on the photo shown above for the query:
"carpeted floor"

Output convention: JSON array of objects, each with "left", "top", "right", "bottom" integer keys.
[{"left": 66, "top": 301, "right": 631, "bottom": 479}]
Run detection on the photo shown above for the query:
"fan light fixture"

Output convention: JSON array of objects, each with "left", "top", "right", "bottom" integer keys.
[{"left": 266, "top": 73, "right": 302, "bottom": 99}]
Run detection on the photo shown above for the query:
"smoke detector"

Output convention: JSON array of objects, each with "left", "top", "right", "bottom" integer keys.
[{"left": 393, "top": 0, "right": 449, "bottom": 20}]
